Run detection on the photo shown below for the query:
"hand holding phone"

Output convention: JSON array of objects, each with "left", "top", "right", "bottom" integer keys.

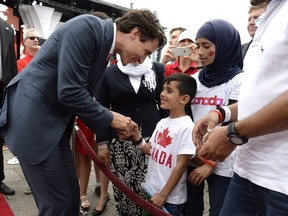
[{"left": 171, "top": 47, "right": 190, "bottom": 56}]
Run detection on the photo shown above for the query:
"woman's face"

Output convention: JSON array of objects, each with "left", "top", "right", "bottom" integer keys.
[{"left": 195, "top": 38, "right": 215, "bottom": 66}]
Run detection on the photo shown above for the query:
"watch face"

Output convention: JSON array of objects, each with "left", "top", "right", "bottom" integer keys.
[
  {"left": 230, "top": 135, "right": 245, "bottom": 145},
  {"left": 227, "top": 121, "right": 248, "bottom": 145}
]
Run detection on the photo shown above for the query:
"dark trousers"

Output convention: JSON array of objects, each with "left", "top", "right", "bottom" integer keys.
[
  {"left": 183, "top": 166, "right": 232, "bottom": 216},
  {"left": 0, "top": 85, "right": 5, "bottom": 182},
  {"left": 0, "top": 135, "right": 4, "bottom": 182},
  {"left": 19, "top": 133, "right": 80, "bottom": 216},
  {"left": 220, "top": 173, "right": 288, "bottom": 216}
]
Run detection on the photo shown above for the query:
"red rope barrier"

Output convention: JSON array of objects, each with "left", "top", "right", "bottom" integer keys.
[{"left": 75, "top": 126, "right": 171, "bottom": 216}]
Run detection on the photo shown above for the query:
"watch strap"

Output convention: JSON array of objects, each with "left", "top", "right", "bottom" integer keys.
[{"left": 227, "top": 121, "right": 248, "bottom": 145}]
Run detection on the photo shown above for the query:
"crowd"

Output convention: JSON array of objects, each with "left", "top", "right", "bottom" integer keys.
[{"left": 1, "top": 0, "right": 287, "bottom": 216}]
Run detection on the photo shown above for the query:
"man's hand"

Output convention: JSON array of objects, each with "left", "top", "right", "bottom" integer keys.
[
  {"left": 110, "top": 111, "right": 136, "bottom": 135},
  {"left": 199, "top": 126, "right": 236, "bottom": 161}
]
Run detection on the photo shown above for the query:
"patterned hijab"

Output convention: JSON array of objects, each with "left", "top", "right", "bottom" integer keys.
[{"left": 196, "top": 19, "right": 243, "bottom": 87}]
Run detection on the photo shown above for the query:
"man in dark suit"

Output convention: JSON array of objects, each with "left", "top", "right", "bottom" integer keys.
[
  {"left": 242, "top": 3, "right": 267, "bottom": 59},
  {"left": 0, "top": 9, "right": 166, "bottom": 215},
  {"left": 0, "top": 15, "right": 17, "bottom": 195}
]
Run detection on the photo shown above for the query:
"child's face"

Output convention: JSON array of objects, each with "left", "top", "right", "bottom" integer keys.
[
  {"left": 160, "top": 81, "right": 184, "bottom": 110},
  {"left": 195, "top": 38, "right": 215, "bottom": 66}
]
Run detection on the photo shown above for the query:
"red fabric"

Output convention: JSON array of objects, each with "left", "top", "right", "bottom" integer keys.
[
  {"left": 0, "top": 194, "right": 14, "bottom": 216},
  {"left": 164, "top": 59, "right": 198, "bottom": 77},
  {"left": 17, "top": 54, "right": 33, "bottom": 73},
  {"left": 75, "top": 118, "right": 94, "bottom": 155}
]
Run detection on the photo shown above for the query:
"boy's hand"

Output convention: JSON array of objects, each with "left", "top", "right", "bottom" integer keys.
[{"left": 129, "top": 124, "right": 141, "bottom": 141}]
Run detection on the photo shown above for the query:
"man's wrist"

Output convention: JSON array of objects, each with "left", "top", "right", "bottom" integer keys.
[
  {"left": 234, "top": 121, "right": 250, "bottom": 140},
  {"left": 227, "top": 121, "right": 249, "bottom": 145}
]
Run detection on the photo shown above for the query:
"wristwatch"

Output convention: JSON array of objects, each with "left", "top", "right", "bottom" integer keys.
[{"left": 227, "top": 121, "right": 248, "bottom": 145}]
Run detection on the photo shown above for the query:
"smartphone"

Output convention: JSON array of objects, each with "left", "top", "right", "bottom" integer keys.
[{"left": 171, "top": 47, "right": 190, "bottom": 56}]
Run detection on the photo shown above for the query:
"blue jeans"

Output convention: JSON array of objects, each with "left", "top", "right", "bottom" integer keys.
[
  {"left": 164, "top": 202, "right": 184, "bottom": 216},
  {"left": 183, "top": 166, "right": 231, "bottom": 216},
  {"left": 220, "top": 173, "right": 288, "bottom": 216}
]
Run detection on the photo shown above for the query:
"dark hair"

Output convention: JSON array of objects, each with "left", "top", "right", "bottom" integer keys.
[
  {"left": 115, "top": 9, "right": 167, "bottom": 50},
  {"left": 164, "top": 73, "right": 197, "bottom": 119}
]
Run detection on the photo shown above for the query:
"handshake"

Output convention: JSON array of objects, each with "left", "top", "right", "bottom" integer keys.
[
  {"left": 110, "top": 111, "right": 140, "bottom": 140},
  {"left": 99, "top": 111, "right": 141, "bottom": 164}
]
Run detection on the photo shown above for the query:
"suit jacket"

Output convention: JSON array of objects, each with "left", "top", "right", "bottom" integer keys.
[
  {"left": 241, "top": 40, "right": 253, "bottom": 59},
  {"left": 0, "top": 15, "right": 114, "bottom": 164},
  {"left": 96, "top": 62, "right": 168, "bottom": 142},
  {"left": 0, "top": 18, "right": 17, "bottom": 91}
]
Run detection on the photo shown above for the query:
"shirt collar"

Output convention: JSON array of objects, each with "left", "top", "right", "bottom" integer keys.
[{"left": 109, "top": 23, "right": 116, "bottom": 54}]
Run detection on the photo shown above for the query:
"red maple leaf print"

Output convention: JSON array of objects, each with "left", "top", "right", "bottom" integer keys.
[{"left": 157, "top": 128, "right": 172, "bottom": 148}]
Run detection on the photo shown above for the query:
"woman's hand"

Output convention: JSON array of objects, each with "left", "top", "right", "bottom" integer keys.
[
  {"left": 97, "top": 144, "right": 110, "bottom": 164},
  {"left": 187, "top": 164, "right": 214, "bottom": 186},
  {"left": 192, "top": 111, "right": 220, "bottom": 148}
]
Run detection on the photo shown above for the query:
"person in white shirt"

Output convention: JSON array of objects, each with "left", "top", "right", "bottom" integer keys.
[
  {"left": 184, "top": 19, "right": 244, "bottom": 216},
  {"left": 193, "top": 0, "right": 288, "bottom": 215},
  {"left": 130, "top": 73, "right": 197, "bottom": 216}
]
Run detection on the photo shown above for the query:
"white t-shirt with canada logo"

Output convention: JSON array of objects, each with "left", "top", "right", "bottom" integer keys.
[
  {"left": 145, "top": 116, "right": 196, "bottom": 204},
  {"left": 191, "top": 72, "right": 244, "bottom": 177}
]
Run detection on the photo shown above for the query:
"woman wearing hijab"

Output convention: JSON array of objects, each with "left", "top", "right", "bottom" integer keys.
[
  {"left": 183, "top": 19, "right": 244, "bottom": 216},
  {"left": 95, "top": 57, "right": 168, "bottom": 216}
]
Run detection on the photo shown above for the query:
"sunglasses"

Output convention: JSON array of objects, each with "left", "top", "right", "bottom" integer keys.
[{"left": 26, "top": 36, "right": 39, "bottom": 40}]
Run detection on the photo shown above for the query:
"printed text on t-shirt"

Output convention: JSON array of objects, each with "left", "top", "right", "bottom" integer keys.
[{"left": 192, "top": 95, "right": 224, "bottom": 106}]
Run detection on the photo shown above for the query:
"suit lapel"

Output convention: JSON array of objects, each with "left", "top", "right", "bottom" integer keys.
[{"left": 87, "top": 19, "right": 114, "bottom": 94}]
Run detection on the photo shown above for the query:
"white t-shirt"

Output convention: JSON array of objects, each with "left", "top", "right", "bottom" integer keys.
[
  {"left": 191, "top": 72, "right": 244, "bottom": 177},
  {"left": 145, "top": 116, "right": 196, "bottom": 204},
  {"left": 236, "top": 0, "right": 288, "bottom": 195}
]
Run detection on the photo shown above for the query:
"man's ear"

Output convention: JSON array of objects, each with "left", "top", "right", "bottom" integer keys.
[{"left": 130, "top": 27, "right": 140, "bottom": 40}]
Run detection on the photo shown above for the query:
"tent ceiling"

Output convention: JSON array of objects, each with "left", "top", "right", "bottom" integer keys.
[{"left": 3, "top": 0, "right": 130, "bottom": 21}]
